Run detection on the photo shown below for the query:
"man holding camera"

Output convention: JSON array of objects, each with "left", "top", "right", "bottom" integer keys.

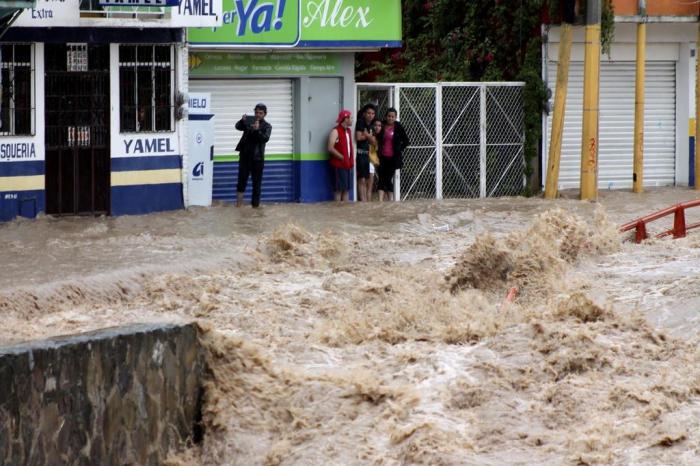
[{"left": 235, "top": 103, "right": 272, "bottom": 208}]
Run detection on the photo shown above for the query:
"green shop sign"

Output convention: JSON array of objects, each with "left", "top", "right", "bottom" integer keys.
[
  {"left": 188, "top": 0, "right": 402, "bottom": 48},
  {"left": 189, "top": 51, "right": 341, "bottom": 76}
]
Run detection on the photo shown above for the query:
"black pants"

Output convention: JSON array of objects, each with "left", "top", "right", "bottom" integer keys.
[
  {"left": 237, "top": 156, "right": 264, "bottom": 207},
  {"left": 377, "top": 156, "right": 396, "bottom": 193}
]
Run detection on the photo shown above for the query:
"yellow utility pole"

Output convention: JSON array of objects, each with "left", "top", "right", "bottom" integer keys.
[
  {"left": 696, "top": 18, "right": 700, "bottom": 190},
  {"left": 633, "top": 1, "right": 646, "bottom": 193},
  {"left": 544, "top": 23, "right": 573, "bottom": 199},
  {"left": 580, "top": 0, "right": 601, "bottom": 201}
]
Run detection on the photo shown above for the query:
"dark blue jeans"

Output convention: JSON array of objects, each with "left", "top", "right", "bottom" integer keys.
[{"left": 237, "top": 156, "right": 264, "bottom": 207}]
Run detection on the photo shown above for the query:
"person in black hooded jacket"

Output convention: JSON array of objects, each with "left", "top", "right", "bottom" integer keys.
[
  {"left": 377, "top": 108, "right": 410, "bottom": 202},
  {"left": 235, "top": 103, "right": 272, "bottom": 208}
]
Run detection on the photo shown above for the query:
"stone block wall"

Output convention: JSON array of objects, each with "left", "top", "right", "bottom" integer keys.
[{"left": 0, "top": 323, "right": 204, "bottom": 466}]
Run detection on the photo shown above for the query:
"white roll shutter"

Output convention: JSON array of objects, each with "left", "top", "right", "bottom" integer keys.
[
  {"left": 189, "top": 79, "right": 293, "bottom": 157},
  {"left": 546, "top": 61, "right": 676, "bottom": 189},
  {"left": 189, "top": 78, "right": 295, "bottom": 203}
]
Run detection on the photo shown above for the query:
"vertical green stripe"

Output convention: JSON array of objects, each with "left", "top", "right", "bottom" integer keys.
[{"left": 213, "top": 153, "right": 329, "bottom": 162}]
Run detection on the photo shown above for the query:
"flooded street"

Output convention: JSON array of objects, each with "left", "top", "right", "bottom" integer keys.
[{"left": 2, "top": 188, "right": 700, "bottom": 465}]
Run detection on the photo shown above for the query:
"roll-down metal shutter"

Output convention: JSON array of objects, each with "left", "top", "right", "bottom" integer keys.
[
  {"left": 189, "top": 79, "right": 295, "bottom": 202},
  {"left": 546, "top": 61, "right": 676, "bottom": 189}
]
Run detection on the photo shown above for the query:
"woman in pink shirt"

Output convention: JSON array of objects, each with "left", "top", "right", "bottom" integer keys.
[{"left": 377, "top": 108, "right": 410, "bottom": 202}]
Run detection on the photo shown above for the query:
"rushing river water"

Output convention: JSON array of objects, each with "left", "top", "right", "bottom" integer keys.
[{"left": 2, "top": 188, "right": 700, "bottom": 465}]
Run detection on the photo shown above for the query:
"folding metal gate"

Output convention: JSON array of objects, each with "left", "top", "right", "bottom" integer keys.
[{"left": 356, "top": 82, "right": 525, "bottom": 200}]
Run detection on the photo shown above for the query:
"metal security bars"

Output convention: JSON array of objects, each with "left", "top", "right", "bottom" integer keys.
[
  {"left": 44, "top": 44, "right": 111, "bottom": 216},
  {"left": 119, "top": 45, "right": 174, "bottom": 133},
  {"left": 0, "top": 43, "right": 34, "bottom": 136},
  {"left": 79, "top": 0, "right": 167, "bottom": 18},
  {"left": 356, "top": 82, "right": 525, "bottom": 200},
  {"left": 67, "top": 44, "right": 89, "bottom": 72}
]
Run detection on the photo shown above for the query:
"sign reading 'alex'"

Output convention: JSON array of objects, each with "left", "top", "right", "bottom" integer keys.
[{"left": 188, "top": 0, "right": 401, "bottom": 47}]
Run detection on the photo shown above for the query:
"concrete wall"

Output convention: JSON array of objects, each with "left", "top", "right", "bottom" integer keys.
[
  {"left": 611, "top": 0, "right": 698, "bottom": 16},
  {"left": 296, "top": 53, "right": 356, "bottom": 202},
  {"left": 0, "top": 42, "right": 46, "bottom": 222},
  {"left": 0, "top": 323, "right": 204, "bottom": 466},
  {"left": 109, "top": 43, "right": 186, "bottom": 217},
  {"left": 569, "top": 0, "right": 698, "bottom": 17}
]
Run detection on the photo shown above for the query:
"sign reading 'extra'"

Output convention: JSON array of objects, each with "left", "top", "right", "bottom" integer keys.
[{"left": 188, "top": 0, "right": 401, "bottom": 47}]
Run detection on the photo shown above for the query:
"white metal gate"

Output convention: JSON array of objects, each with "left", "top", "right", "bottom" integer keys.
[{"left": 356, "top": 82, "right": 525, "bottom": 200}]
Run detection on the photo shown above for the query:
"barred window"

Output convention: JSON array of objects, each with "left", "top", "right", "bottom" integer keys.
[
  {"left": 79, "top": 0, "right": 104, "bottom": 10},
  {"left": 119, "top": 45, "right": 174, "bottom": 133},
  {"left": 1, "top": 44, "right": 33, "bottom": 136}
]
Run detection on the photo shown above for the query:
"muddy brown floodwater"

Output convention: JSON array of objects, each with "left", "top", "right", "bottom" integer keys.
[{"left": 2, "top": 188, "right": 700, "bottom": 465}]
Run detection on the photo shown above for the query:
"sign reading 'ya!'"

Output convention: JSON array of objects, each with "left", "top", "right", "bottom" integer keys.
[
  {"left": 193, "top": 0, "right": 301, "bottom": 46},
  {"left": 188, "top": 0, "right": 401, "bottom": 48}
]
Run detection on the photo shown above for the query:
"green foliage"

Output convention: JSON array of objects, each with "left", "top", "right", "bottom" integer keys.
[
  {"left": 601, "top": 0, "right": 615, "bottom": 57},
  {"left": 518, "top": 37, "right": 547, "bottom": 195},
  {"left": 578, "top": 0, "right": 616, "bottom": 56},
  {"left": 356, "top": 1, "right": 618, "bottom": 196},
  {"left": 356, "top": 0, "right": 549, "bottom": 195}
]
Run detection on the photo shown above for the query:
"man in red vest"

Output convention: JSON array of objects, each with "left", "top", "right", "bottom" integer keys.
[{"left": 327, "top": 110, "right": 354, "bottom": 202}]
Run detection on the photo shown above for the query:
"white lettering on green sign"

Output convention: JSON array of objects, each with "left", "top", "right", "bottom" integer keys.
[
  {"left": 302, "top": 0, "right": 372, "bottom": 28},
  {"left": 189, "top": 52, "right": 341, "bottom": 76},
  {"left": 187, "top": 0, "right": 400, "bottom": 46}
]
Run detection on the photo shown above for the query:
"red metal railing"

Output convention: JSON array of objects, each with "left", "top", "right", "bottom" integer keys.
[{"left": 619, "top": 199, "right": 700, "bottom": 243}]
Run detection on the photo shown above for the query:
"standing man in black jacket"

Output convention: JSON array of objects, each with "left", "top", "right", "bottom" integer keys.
[{"left": 235, "top": 103, "right": 272, "bottom": 208}]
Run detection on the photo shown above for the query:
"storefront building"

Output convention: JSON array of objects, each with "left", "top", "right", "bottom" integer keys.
[
  {"left": 0, "top": 0, "right": 214, "bottom": 221},
  {"left": 187, "top": 0, "right": 402, "bottom": 203},
  {"left": 543, "top": 1, "right": 698, "bottom": 190}
]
